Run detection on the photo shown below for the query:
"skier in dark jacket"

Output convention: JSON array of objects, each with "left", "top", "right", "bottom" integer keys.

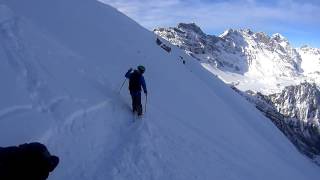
[
  {"left": 0, "top": 142, "right": 59, "bottom": 180},
  {"left": 125, "top": 65, "right": 147, "bottom": 116}
]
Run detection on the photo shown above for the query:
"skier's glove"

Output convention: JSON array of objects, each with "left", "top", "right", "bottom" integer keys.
[{"left": 127, "top": 68, "right": 133, "bottom": 73}]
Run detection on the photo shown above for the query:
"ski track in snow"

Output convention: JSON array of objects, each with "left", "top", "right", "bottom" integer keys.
[
  {"left": 64, "top": 100, "right": 110, "bottom": 127},
  {"left": 40, "top": 96, "right": 69, "bottom": 112},
  {"left": 0, "top": 105, "right": 32, "bottom": 121},
  {"left": 0, "top": 96, "right": 70, "bottom": 122},
  {"left": 44, "top": 95, "right": 161, "bottom": 180},
  {"left": 0, "top": 10, "right": 59, "bottom": 114}
]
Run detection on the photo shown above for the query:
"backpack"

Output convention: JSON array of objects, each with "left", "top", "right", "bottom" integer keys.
[{"left": 129, "top": 70, "right": 142, "bottom": 92}]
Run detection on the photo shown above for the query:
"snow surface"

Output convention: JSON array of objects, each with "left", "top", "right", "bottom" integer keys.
[{"left": 0, "top": 0, "right": 320, "bottom": 179}]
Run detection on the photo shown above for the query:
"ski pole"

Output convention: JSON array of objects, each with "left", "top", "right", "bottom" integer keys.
[
  {"left": 145, "top": 94, "right": 148, "bottom": 113},
  {"left": 119, "top": 79, "right": 127, "bottom": 93}
]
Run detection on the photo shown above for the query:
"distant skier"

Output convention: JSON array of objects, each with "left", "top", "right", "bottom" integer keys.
[
  {"left": 0, "top": 142, "right": 59, "bottom": 180},
  {"left": 125, "top": 65, "right": 147, "bottom": 116}
]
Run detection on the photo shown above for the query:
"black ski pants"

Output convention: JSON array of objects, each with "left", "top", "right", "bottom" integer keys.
[{"left": 130, "top": 92, "right": 142, "bottom": 115}]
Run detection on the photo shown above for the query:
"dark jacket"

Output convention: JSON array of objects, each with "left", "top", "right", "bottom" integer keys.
[
  {"left": 125, "top": 69, "right": 147, "bottom": 95},
  {"left": 0, "top": 142, "right": 59, "bottom": 180}
]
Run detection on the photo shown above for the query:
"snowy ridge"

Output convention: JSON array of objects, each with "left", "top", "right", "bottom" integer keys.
[{"left": 1, "top": 1, "right": 320, "bottom": 179}]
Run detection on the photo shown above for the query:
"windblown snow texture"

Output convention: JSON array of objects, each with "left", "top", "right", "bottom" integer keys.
[{"left": 0, "top": 0, "right": 320, "bottom": 180}]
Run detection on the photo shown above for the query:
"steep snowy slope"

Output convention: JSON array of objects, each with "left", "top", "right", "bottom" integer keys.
[{"left": 1, "top": 0, "right": 320, "bottom": 180}]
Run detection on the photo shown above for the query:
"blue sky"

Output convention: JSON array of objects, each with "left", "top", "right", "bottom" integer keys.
[{"left": 100, "top": 0, "right": 320, "bottom": 47}]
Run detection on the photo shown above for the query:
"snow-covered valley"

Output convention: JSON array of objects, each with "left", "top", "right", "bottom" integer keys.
[{"left": 1, "top": 0, "right": 320, "bottom": 179}]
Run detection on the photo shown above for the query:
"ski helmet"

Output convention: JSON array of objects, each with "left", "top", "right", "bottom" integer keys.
[{"left": 137, "top": 65, "right": 145, "bottom": 73}]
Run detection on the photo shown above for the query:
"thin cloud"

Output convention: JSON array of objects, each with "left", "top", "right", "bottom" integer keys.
[{"left": 99, "top": 0, "right": 320, "bottom": 47}]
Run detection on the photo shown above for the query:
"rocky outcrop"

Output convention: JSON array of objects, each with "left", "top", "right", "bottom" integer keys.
[{"left": 234, "top": 83, "right": 320, "bottom": 165}]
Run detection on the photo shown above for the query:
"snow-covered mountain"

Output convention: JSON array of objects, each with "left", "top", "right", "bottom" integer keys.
[
  {"left": 155, "top": 23, "right": 320, "bottom": 94},
  {"left": 1, "top": 1, "right": 320, "bottom": 179},
  {"left": 155, "top": 23, "right": 320, "bottom": 164}
]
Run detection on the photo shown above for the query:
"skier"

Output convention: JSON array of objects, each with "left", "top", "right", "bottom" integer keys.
[
  {"left": 0, "top": 142, "right": 59, "bottom": 180},
  {"left": 125, "top": 65, "right": 147, "bottom": 116}
]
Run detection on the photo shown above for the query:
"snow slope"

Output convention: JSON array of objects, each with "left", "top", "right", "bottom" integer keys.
[{"left": 1, "top": 0, "right": 320, "bottom": 179}]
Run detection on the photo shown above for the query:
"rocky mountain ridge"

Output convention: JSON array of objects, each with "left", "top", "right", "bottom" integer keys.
[
  {"left": 235, "top": 82, "right": 320, "bottom": 164},
  {"left": 269, "top": 82, "right": 320, "bottom": 125},
  {"left": 154, "top": 23, "right": 319, "bottom": 93},
  {"left": 155, "top": 23, "right": 303, "bottom": 77}
]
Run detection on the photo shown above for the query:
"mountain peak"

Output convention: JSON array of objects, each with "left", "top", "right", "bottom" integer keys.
[
  {"left": 220, "top": 29, "right": 271, "bottom": 41},
  {"left": 177, "top": 22, "right": 205, "bottom": 35},
  {"left": 255, "top": 31, "right": 269, "bottom": 37},
  {"left": 220, "top": 28, "right": 261, "bottom": 39},
  {"left": 241, "top": 28, "right": 254, "bottom": 35},
  {"left": 220, "top": 28, "right": 239, "bottom": 37},
  {"left": 271, "top": 33, "right": 288, "bottom": 42}
]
